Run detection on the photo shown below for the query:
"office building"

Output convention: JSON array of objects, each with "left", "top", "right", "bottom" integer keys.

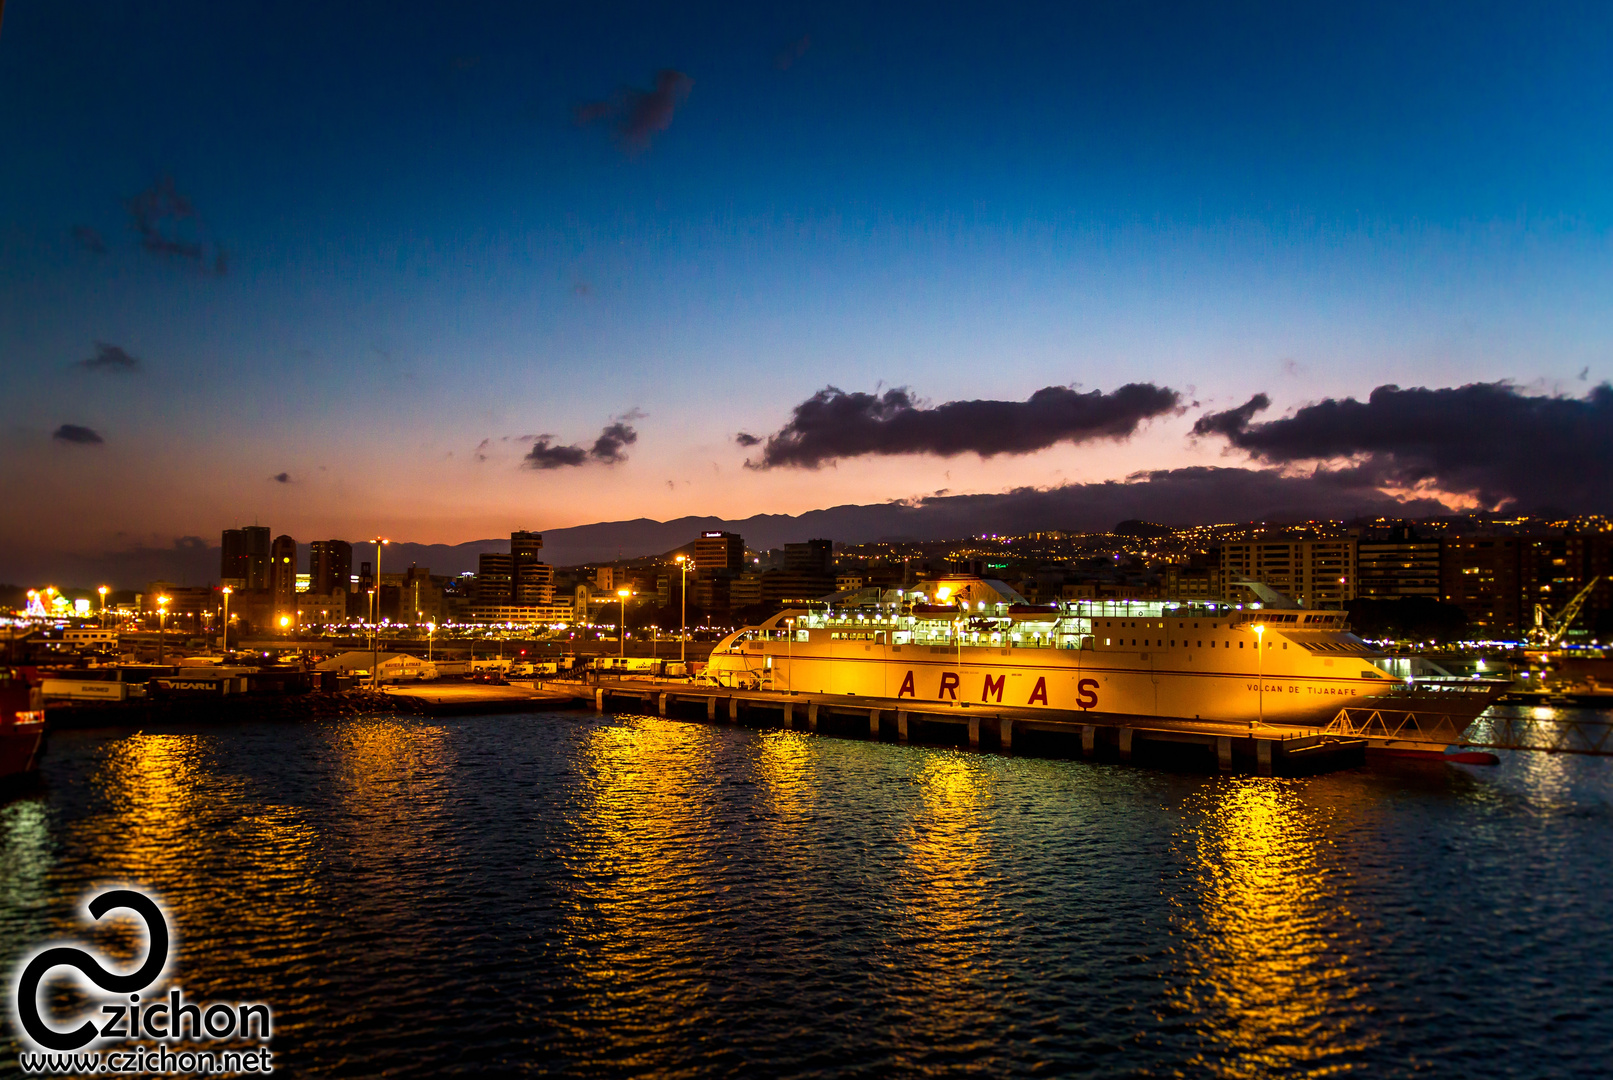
[
  {"left": 784, "top": 539, "right": 833, "bottom": 576},
  {"left": 1440, "top": 537, "right": 1524, "bottom": 635},
  {"left": 511, "top": 531, "right": 554, "bottom": 605},
  {"left": 694, "top": 531, "right": 745, "bottom": 576},
  {"left": 309, "top": 540, "right": 353, "bottom": 597},
  {"left": 269, "top": 534, "right": 298, "bottom": 609},
  {"left": 221, "top": 526, "right": 271, "bottom": 589},
  {"left": 476, "top": 553, "right": 513, "bottom": 604},
  {"left": 1355, "top": 525, "right": 1441, "bottom": 599},
  {"left": 1220, "top": 539, "right": 1356, "bottom": 608}
]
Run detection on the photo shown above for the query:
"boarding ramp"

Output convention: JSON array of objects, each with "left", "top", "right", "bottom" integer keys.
[{"left": 1323, "top": 705, "right": 1613, "bottom": 756}]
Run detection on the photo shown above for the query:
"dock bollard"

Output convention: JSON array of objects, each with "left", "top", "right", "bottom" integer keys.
[{"left": 897, "top": 710, "right": 909, "bottom": 741}]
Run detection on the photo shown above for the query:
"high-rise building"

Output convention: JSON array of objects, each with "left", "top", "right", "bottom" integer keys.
[
  {"left": 515, "top": 561, "right": 555, "bottom": 605},
  {"left": 784, "top": 539, "right": 833, "bottom": 576},
  {"left": 1440, "top": 537, "right": 1523, "bottom": 634},
  {"left": 510, "top": 531, "right": 554, "bottom": 604},
  {"left": 511, "top": 530, "right": 543, "bottom": 562},
  {"left": 694, "top": 531, "right": 745, "bottom": 576},
  {"left": 221, "top": 529, "right": 247, "bottom": 585},
  {"left": 309, "top": 540, "right": 353, "bottom": 596},
  {"left": 1356, "top": 525, "right": 1441, "bottom": 599},
  {"left": 221, "top": 526, "right": 271, "bottom": 589},
  {"left": 269, "top": 535, "right": 298, "bottom": 608},
  {"left": 477, "top": 553, "right": 514, "bottom": 604},
  {"left": 1220, "top": 539, "right": 1356, "bottom": 608}
]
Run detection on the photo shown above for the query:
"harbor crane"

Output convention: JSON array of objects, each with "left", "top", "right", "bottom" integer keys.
[{"left": 1526, "top": 576, "right": 1602, "bottom": 649}]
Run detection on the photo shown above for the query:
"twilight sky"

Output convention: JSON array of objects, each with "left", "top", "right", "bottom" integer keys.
[{"left": 4, "top": 1, "right": 1613, "bottom": 575}]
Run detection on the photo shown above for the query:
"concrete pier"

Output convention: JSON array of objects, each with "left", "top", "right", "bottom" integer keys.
[{"left": 571, "top": 678, "right": 1366, "bottom": 775}]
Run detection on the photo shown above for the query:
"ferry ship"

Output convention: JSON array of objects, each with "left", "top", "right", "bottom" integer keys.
[{"left": 702, "top": 578, "right": 1505, "bottom": 750}]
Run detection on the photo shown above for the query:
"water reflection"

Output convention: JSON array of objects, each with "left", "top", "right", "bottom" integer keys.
[
  {"left": 551, "top": 717, "right": 731, "bottom": 1063},
  {"left": 71, "top": 734, "right": 321, "bottom": 988},
  {"left": 889, "top": 752, "right": 1002, "bottom": 1065},
  {"left": 1169, "top": 778, "right": 1374, "bottom": 1078}
]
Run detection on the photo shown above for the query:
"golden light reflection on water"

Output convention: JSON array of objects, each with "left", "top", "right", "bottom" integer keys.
[
  {"left": 51, "top": 733, "right": 323, "bottom": 996},
  {"left": 752, "top": 729, "right": 813, "bottom": 836},
  {"left": 890, "top": 753, "right": 1002, "bottom": 1060},
  {"left": 1169, "top": 779, "right": 1374, "bottom": 1078},
  {"left": 555, "top": 717, "right": 729, "bottom": 1025}
]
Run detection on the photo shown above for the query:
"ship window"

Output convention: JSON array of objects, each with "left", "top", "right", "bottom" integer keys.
[
  {"left": 1282, "top": 643, "right": 1287, "bottom": 650},
  {"left": 1170, "top": 640, "right": 1175, "bottom": 647},
  {"left": 1239, "top": 641, "right": 1244, "bottom": 648},
  {"left": 1196, "top": 641, "right": 1201, "bottom": 647},
  {"left": 1131, "top": 639, "right": 1136, "bottom": 646}
]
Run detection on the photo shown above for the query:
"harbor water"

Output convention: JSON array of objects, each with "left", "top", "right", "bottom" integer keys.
[{"left": 2, "top": 708, "right": 1611, "bottom": 1078}]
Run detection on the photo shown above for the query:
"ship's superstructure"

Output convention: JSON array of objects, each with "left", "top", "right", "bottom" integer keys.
[{"left": 704, "top": 582, "right": 1502, "bottom": 733}]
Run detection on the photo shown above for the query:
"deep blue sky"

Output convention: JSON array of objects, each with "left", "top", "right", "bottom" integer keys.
[{"left": 3, "top": 1, "right": 1612, "bottom": 566}]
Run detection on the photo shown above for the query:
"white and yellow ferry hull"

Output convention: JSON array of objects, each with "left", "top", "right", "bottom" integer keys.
[{"left": 709, "top": 639, "right": 1496, "bottom": 734}]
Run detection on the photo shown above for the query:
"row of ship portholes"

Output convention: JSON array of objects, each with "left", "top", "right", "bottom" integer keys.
[{"left": 1105, "top": 637, "right": 1289, "bottom": 650}]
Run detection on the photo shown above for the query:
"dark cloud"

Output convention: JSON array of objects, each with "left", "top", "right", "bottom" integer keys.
[
  {"left": 1191, "top": 393, "right": 1269, "bottom": 439},
  {"left": 271, "top": 472, "right": 292, "bottom": 484},
  {"left": 774, "top": 34, "right": 812, "bottom": 70},
  {"left": 78, "top": 342, "right": 142, "bottom": 374},
  {"left": 72, "top": 226, "right": 108, "bottom": 255},
  {"left": 126, "top": 176, "right": 226, "bottom": 275},
  {"left": 590, "top": 421, "right": 638, "bottom": 464},
  {"left": 523, "top": 438, "right": 591, "bottom": 469},
  {"left": 1193, "top": 381, "right": 1613, "bottom": 512},
  {"left": 575, "top": 69, "right": 694, "bottom": 151},
  {"left": 734, "top": 432, "right": 762, "bottom": 447},
  {"left": 522, "top": 418, "right": 640, "bottom": 470},
  {"left": 744, "top": 383, "right": 1182, "bottom": 469},
  {"left": 53, "top": 424, "right": 104, "bottom": 445}
]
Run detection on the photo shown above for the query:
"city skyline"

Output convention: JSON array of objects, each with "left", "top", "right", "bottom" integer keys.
[{"left": 5, "top": 2, "right": 1613, "bottom": 582}]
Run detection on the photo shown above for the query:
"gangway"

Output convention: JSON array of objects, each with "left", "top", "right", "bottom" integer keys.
[{"left": 1324, "top": 704, "right": 1613, "bottom": 756}]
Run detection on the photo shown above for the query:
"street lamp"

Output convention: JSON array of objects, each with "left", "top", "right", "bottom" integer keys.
[
  {"left": 370, "top": 538, "right": 389, "bottom": 688},
  {"left": 97, "top": 586, "right": 109, "bottom": 627},
  {"left": 156, "top": 595, "right": 171, "bottom": 666},
  {"left": 675, "top": 554, "right": 689, "bottom": 666},
  {"left": 616, "top": 588, "right": 632, "bottom": 660},
  {"left": 220, "top": 586, "right": 232, "bottom": 654},
  {"left": 428, "top": 622, "right": 435, "bottom": 662},
  {"left": 1252, "top": 623, "right": 1266, "bottom": 729}
]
